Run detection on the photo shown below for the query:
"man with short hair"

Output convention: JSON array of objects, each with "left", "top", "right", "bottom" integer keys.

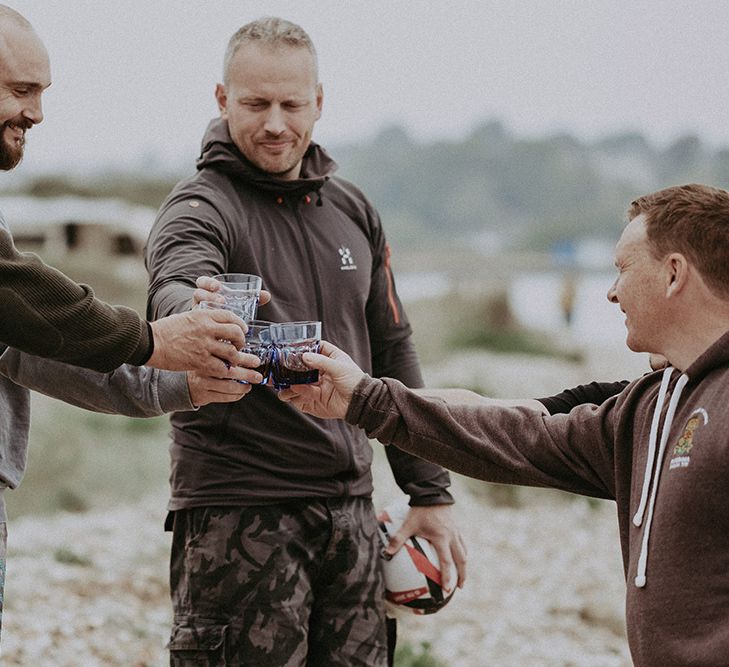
[
  {"left": 0, "top": 4, "right": 250, "bottom": 375},
  {"left": 281, "top": 183, "right": 729, "bottom": 666},
  {"left": 146, "top": 16, "right": 466, "bottom": 666}
]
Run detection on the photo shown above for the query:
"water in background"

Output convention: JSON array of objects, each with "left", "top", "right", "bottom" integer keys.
[
  {"left": 396, "top": 268, "right": 649, "bottom": 381},
  {"left": 396, "top": 269, "right": 626, "bottom": 346},
  {"left": 395, "top": 271, "right": 451, "bottom": 303},
  {"left": 509, "top": 271, "right": 626, "bottom": 346}
]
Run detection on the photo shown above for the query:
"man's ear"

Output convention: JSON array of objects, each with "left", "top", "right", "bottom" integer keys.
[
  {"left": 665, "top": 253, "right": 689, "bottom": 297},
  {"left": 215, "top": 83, "right": 228, "bottom": 118},
  {"left": 315, "top": 82, "right": 323, "bottom": 121}
]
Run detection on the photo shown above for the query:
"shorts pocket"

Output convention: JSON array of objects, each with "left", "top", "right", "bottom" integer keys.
[{"left": 168, "top": 622, "right": 228, "bottom": 666}]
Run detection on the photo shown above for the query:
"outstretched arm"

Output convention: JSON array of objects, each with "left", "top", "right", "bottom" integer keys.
[
  {"left": 0, "top": 229, "right": 251, "bottom": 374},
  {"left": 278, "top": 343, "right": 550, "bottom": 419},
  {"left": 0, "top": 347, "right": 263, "bottom": 415}
]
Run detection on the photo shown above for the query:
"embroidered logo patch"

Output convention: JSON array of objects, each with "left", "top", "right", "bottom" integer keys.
[
  {"left": 669, "top": 408, "right": 708, "bottom": 469},
  {"left": 338, "top": 246, "right": 357, "bottom": 271}
]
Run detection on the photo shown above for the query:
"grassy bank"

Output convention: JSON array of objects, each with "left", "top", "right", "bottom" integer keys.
[{"left": 6, "top": 396, "right": 171, "bottom": 518}]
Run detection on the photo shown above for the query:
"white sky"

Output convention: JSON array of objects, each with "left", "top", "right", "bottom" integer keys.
[{"left": 8, "top": 0, "right": 729, "bottom": 175}]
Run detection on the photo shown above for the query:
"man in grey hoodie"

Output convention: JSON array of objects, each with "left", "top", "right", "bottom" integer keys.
[{"left": 281, "top": 183, "right": 729, "bottom": 666}]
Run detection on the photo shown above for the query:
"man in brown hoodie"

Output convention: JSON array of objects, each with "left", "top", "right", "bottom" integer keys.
[{"left": 281, "top": 183, "right": 729, "bottom": 666}]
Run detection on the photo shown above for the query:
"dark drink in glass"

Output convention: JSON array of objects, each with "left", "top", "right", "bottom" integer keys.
[
  {"left": 271, "top": 343, "right": 320, "bottom": 389},
  {"left": 269, "top": 321, "right": 322, "bottom": 390}
]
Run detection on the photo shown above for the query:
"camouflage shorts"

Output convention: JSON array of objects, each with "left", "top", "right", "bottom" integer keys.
[{"left": 167, "top": 498, "right": 387, "bottom": 667}]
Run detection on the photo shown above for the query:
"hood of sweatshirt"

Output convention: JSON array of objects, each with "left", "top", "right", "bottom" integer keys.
[
  {"left": 195, "top": 118, "right": 337, "bottom": 199},
  {"left": 631, "top": 328, "right": 729, "bottom": 588}
]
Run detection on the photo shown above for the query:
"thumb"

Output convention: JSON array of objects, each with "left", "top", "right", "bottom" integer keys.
[
  {"left": 385, "top": 528, "right": 408, "bottom": 558},
  {"left": 301, "top": 351, "right": 341, "bottom": 374}
]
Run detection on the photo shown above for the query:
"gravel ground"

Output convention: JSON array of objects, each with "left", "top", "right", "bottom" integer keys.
[{"left": 2, "top": 481, "right": 630, "bottom": 666}]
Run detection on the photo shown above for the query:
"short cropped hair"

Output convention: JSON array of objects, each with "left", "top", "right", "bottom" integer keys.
[
  {"left": 628, "top": 183, "right": 729, "bottom": 299},
  {"left": 223, "top": 17, "right": 318, "bottom": 85},
  {"left": 0, "top": 4, "right": 32, "bottom": 29}
]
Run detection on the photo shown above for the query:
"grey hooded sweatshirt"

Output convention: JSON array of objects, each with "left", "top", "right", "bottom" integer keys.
[{"left": 0, "top": 347, "right": 193, "bottom": 520}]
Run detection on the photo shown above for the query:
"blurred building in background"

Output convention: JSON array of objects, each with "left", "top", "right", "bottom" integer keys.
[{"left": 1, "top": 196, "right": 154, "bottom": 263}]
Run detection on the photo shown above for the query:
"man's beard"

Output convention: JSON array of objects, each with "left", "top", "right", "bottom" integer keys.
[{"left": 0, "top": 121, "right": 28, "bottom": 171}]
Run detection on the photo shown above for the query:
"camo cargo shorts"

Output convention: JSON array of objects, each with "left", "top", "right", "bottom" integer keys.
[{"left": 167, "top": 497, "right": 387, "bottom": 667}]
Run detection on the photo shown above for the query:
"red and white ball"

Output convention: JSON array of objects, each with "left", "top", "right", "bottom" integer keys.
[{"left": 377, "top": 499, "right": 455, "bottom": 615}]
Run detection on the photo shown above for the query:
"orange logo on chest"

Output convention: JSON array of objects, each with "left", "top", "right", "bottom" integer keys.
[
  {"left": 670, "top": 409, "right": 708, "bottom": 470},
  {"left": 674, "top": 415, "right": 702, "bottom": 456}
]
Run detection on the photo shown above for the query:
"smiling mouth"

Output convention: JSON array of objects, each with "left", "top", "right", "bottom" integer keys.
[
  {"left": 260, "top": 142, "right": 290, "bottom": 151},
  {"left": 4, "top": 123, "right": 27, "bottom": 146}
]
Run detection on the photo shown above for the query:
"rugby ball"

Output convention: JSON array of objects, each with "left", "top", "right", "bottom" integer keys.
[{"left": 377, "top": 499, "right": 455, "bottom": 615}]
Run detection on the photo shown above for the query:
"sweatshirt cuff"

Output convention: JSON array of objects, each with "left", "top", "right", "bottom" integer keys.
[
  {"left": 345, "top": 375, "right": 379, "bottom": 426},
  {"left": 128, "top": 320, "right": 155, "bottom": 367},
  {"left": 156, "top": 370, "right": 196, "bottom": 413},
  {"left": 407, "top": 489, "right": 455, "bottom": 506}
]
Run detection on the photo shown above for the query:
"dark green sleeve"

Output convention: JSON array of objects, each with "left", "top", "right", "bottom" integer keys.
[{"left": 0, "top": 229, "right": 152, "bottom": 372}]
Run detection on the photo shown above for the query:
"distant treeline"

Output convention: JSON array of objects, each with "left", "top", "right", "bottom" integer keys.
[
  {"left": 334, "top": 122, "right": 729, "bottom": 250},
  {"left": 11, "top": 121, "right": 729, "bottom": 251}
]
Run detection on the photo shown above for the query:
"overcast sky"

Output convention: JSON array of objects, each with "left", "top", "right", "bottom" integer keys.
[{"left": 8, "top": 1, "right": 729, "bottom": 175}]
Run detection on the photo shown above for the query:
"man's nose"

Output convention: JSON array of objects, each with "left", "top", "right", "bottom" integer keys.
[
  {"left": 263, "top": 105, "right": 285, "bottom": 135},
  {"left": 23, "top": 93, "right": 43, "bottom": 125},
  {"left": 606, "top": 280, "right": 618, "bottom": 303}
]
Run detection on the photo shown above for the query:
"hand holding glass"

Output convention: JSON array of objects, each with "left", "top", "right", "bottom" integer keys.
[{"left": 198, "top": 301, "right": 262, "bottom": 383}]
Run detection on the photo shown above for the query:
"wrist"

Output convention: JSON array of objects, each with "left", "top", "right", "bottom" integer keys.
[
  {"left": 145, "top": 320, "right": 162, "bottom": 367},
  {"left": 135, "top": 320, "right": 156, "bottom": 366}
]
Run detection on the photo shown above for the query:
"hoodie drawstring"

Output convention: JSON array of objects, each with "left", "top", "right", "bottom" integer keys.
[
  {"left": 633, "top": 369, "right": 690, "bottom": 588},
  {"left": 633, "top": 367, "right": 674, "bottom": 527}
]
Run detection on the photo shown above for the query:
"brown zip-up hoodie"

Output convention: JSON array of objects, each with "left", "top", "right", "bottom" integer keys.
[
  {"left": 348, "top": 329, "right": 729, "bottom": 666},
  {"left": 145, "top": 118, "right": 452, "bottom": 509}
]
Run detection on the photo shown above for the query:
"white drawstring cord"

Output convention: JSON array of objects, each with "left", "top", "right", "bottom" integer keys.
[
  {"left": 634, "top": 373, "right": 689, "bottom": 588},
  {"left": 633, "top": 367, "right": 674, "bottom": 527}
]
